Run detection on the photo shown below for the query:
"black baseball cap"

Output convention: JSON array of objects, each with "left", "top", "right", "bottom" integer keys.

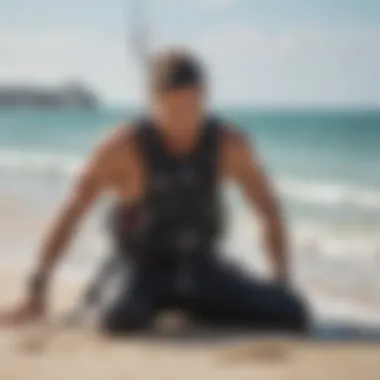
[{"left": 149, "top": 50, "right": 205, "bottom": 93}]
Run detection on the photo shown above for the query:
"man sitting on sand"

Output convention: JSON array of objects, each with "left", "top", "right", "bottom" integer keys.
[{"left": 1, "top": 50, "right": 309, "bottom": 334}]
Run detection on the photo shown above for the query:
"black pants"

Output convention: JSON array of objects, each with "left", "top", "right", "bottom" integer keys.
[{"left": 96, "top": 256, "right": 310, "bottom": 335}]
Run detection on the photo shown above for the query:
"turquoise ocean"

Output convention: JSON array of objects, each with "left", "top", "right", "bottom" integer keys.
[
  {"left": 1, "top": 107, "right": 380, "bottom": 319},
  {"left": 1, "top": 108, "right": 379, "bottom": 228}
]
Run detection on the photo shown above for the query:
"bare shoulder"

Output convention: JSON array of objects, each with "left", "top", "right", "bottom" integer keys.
[
  {"left": 218, "top": 121, "right": 262, "bottom": 180},
  {"left": 90, "top": 123, "right": 142, "bottom": 166},
  {"left": 220, "top": 122, "right": 252, "bottom": 158},
  {"left": 79, "top": 123, "right": 139, "bottom": 180},
  {"left": 97, "top": 123, "right": 137, "bottom": 154}
]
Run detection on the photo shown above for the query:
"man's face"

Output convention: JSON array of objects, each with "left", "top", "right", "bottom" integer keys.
[{"left": 154, "top": 85, "right": 205, "bottom": 131}]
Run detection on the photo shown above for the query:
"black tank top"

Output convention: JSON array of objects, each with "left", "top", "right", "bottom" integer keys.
[{"left": 111, "top": 116, "right": 224, "bottom": 265}]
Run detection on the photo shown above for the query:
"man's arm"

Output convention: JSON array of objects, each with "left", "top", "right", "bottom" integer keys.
[
  {"left": 34, "top": 149, "right": 108, "bottom": 279},
  {"left": 0, "top": 129, "right": 123, "bottom": 325},
  {"left": 225, "top": 128, "right": 289, "bottom": 283}
]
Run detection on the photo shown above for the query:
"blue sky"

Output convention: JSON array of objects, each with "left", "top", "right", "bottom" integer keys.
[{"left": 0, "top": 0, "right": 379, "bottom": 107}]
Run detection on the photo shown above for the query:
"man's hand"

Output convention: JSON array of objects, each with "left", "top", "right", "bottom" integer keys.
[
  {"left": 0, "top": 292, "right": 46, "bottom": 326},
  {"left": 275, "top": 266, "right": 289, "bottom": 287}
]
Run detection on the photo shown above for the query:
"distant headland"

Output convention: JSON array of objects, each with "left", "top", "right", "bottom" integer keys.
[{"left": 0, "top": 81, "right": 99, "bottom": 109}]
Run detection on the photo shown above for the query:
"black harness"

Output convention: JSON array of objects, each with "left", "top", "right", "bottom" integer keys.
[{"left": 111, "top": 116, "right": 224, "bottom": 267}]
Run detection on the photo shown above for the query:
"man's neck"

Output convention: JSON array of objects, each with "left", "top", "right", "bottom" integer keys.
[{"left": 155, "top": 118, "right": 204, "bottom": 156}]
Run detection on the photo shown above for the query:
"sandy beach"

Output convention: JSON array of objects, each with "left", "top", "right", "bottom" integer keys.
[
  {"left": 0, "top": 263, "right": 380, "bottom": 380},
  {"left": 0, "top": 189, "right": 380, "bottom": 380}
]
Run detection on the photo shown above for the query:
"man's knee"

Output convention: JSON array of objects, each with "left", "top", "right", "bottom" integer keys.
[
  {"left": 101, "top": 308, "right": 148, "bottom": 335},
  {"left": 101, "top": 295, "right": 155, "bottom": 335}
]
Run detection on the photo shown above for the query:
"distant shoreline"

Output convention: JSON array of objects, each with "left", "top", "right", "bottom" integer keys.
[
  {"left": 0, "top": 82, "right": 99, "bottom": 109},
  {"left": 0, "top": 103, "right": 379, "bottom": 114}
]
